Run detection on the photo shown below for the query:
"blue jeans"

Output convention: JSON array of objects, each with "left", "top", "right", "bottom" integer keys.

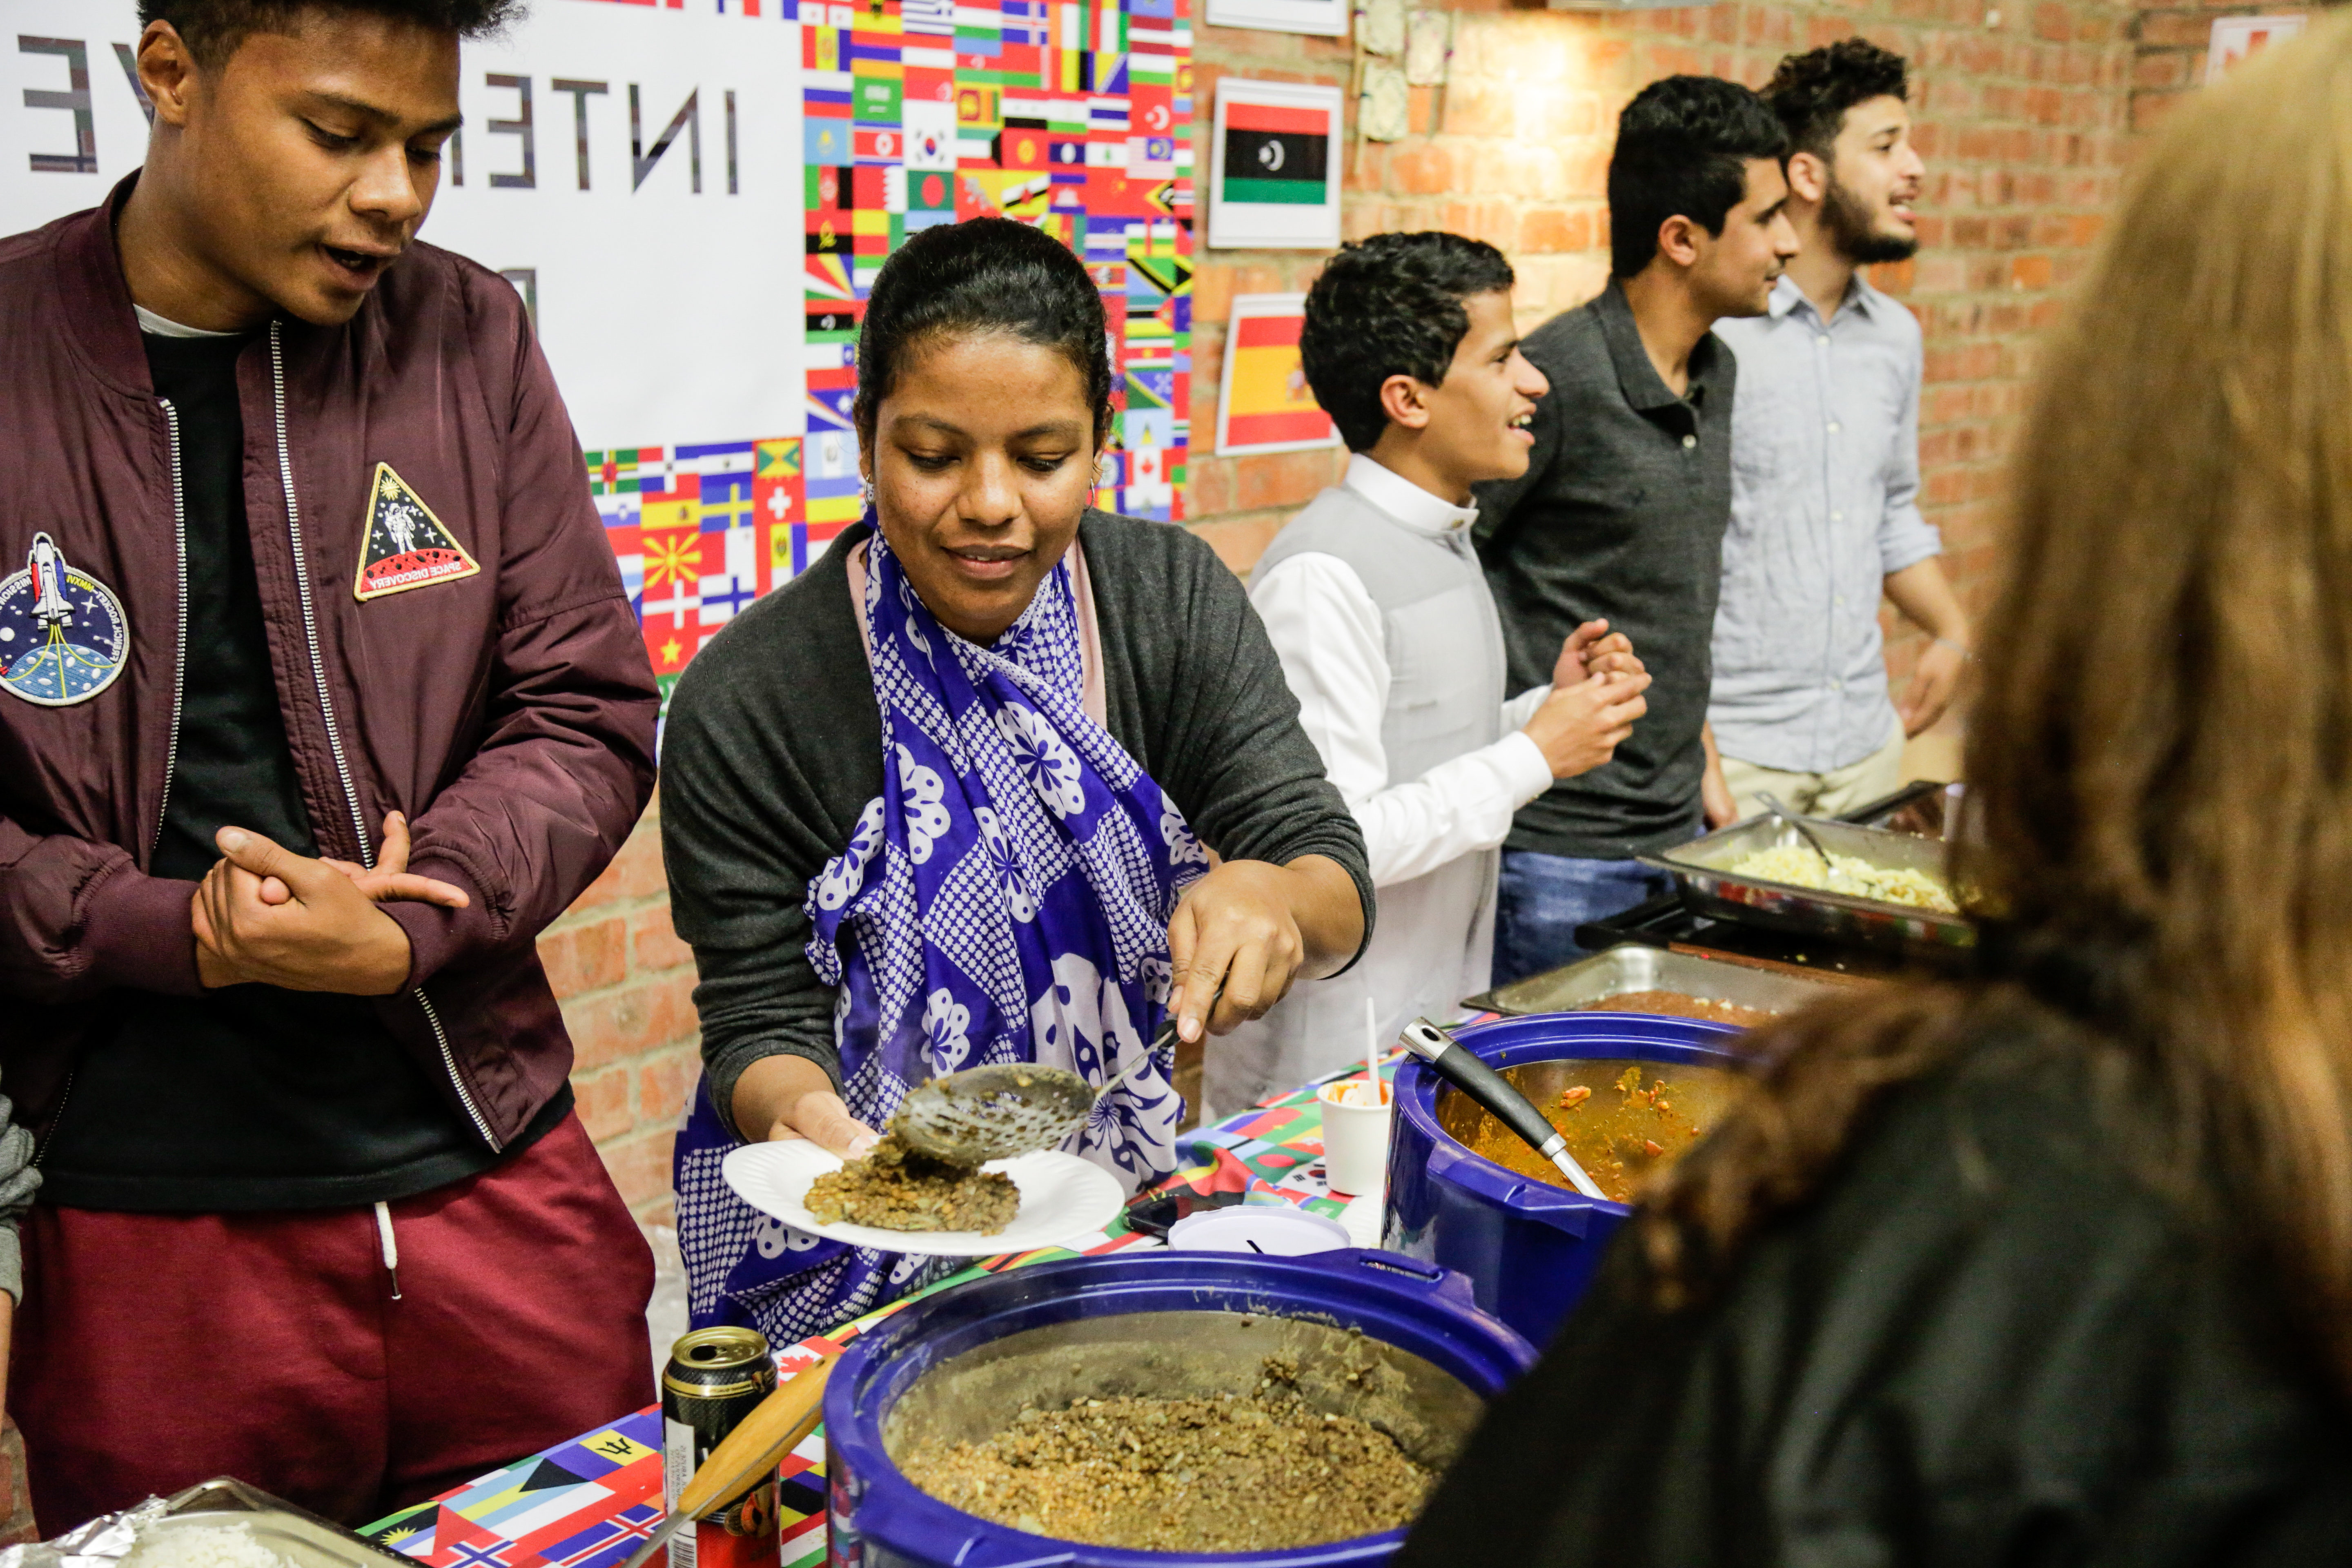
[{"left": 1492, "top": 850, "right": 1673, "bottom": 987}]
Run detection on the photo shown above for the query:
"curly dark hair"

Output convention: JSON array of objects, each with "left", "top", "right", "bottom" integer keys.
[
  {"left": 138, "top": 0, "right": 527, "bottom": 67},
  {"left": 1763, "top": 38, "right": 1911, "bottom": 163},
  {"left": 1608, "top": 76, "right": 1789, "bottom": 279},
  {"left": 1297, "top": 232, "right": 1516, "bottom": 454},
  {"left": 853, "top": 217, "right": 1115, "bottom": 450}
]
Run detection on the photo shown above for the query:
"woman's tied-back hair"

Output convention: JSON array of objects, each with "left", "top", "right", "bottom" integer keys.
[
  {"left": 1635, "top": 13, "right": 2352, "bottom": 1402},
  {"left": 854, "top": 217, "right": 1116, "bottom": 450},
  {"left": 1762, "top": 38, "right": 1910, "bottom": 163},
  {"left": 1298, "top": 231, "right": 1516, "bottom": 454},
  {"left": 138, "top": 0, "right": 526, "bottom": 68},
  {"left": 1608, "top": 76, "right": 1789, "bottom": 278}
]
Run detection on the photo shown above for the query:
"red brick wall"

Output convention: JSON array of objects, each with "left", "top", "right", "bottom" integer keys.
[
  {"left": 540, "top": 797, "right": 699, "bottom": 1227},
  {"left": 2127, "top": 4, "right": 2331, "bottom": 133}
]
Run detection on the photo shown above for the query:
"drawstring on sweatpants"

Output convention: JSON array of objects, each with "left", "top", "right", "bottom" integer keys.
[{"left": 374, "top": 1200, "right": 403, "bottom": 1301}]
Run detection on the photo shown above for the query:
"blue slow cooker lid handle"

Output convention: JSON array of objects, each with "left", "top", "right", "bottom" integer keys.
[
  {"left": 1287, "top": 1246, "right": 1479, "bottom": 1307},
  {"left": 1399, "top": 1018, "right": 1610, "bottom": 1200}
]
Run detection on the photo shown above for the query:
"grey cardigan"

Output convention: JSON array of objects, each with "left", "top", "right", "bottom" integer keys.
[{"left": 661, "top": 513, "right": 1374, "bottom": 1138}]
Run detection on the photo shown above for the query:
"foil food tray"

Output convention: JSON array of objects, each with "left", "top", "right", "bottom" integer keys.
[
  {"left": 1638, "top": 812, "right": 1974, "bottom": 956},
  {"left": 3, "top": 1479, "right": 417, "bottom": 1568},
  {"left": 1462, "top": 943, "right": 1852, "bottom": 1017},
  {"left": 142, "top": 1480, "right": 416, "bottom": 1568}
]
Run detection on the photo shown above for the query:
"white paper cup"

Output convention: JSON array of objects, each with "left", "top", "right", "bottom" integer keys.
[{"left": 1317, "top": 1078, "right": 1393, "bottom": 1197}]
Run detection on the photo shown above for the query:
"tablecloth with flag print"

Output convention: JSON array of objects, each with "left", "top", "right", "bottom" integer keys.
[{"left": 358, "top": 1051, "right": 1407, "bottom": 1568}]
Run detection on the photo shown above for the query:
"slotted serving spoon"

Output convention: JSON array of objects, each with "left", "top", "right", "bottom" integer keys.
[{"left": 891, "top": 1006, "right": 1189, "bottom": 1165}]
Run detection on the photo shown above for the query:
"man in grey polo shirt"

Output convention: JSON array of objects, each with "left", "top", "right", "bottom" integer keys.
[
  {"left": 1475, "top": 76, "right": 1797, "bottom": 983},
  {"left": 1710, "top": 40, "right": 1972, "bottom": 820}
]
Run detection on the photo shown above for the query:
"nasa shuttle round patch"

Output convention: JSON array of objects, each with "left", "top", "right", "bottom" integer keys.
[{"left": 0, "top": 532, "right": 130, "bottom": 708}]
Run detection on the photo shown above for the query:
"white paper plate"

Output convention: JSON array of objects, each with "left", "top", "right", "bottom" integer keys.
[{"left": 721, "top": 1141, "right": 1127, "bottom": 1256}]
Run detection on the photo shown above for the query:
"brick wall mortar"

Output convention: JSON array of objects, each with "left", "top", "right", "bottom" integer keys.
[{"left": 544, "top": 792, "right": 699, "bottom": 1229}]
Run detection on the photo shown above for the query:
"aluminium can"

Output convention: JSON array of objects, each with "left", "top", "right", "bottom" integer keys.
[{"left": 663, "top": 1326, "right": 782, "bottom": 1568}]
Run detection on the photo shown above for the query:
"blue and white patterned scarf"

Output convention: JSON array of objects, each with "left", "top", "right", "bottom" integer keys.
[{"left": 675, "top": 525, "right": 1210, "bottom": 1343}]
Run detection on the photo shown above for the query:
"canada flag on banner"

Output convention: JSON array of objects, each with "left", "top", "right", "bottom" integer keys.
[{"left": 354, "top": 464, "right": 482, "bottom": 601}]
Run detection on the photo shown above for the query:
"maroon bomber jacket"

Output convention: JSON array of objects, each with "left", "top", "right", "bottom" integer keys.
[{"left": 0, "top": 185, "right": 659, "bottom": 1153}]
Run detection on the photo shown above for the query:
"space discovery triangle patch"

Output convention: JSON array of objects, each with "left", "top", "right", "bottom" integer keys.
[{"left": 354, "top": 463, "right": 481, "bottom": 601}]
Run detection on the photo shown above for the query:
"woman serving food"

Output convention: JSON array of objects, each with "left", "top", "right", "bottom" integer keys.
[{"left": 662, "top": 219, "right": 1371, "bottom": 1340}]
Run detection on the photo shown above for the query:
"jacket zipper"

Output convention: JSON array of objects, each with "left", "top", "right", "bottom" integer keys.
[
  {"left": 268, "top": 323, "right": 500, "bottom": 1152},
  {"left": 153, "top": 399, "right": 191, "bottom": 857},
  {"left": 32, "top": 1070, "right": 75, "bottom": 1170}
]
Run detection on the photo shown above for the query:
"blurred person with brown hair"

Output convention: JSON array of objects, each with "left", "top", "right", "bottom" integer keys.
[{"left": 1399, "top": 20, "right": 2352, "bottom": 1564}]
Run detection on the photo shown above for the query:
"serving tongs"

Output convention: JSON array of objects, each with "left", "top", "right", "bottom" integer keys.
[{"left": 1398, "top": 1018, "right": 1609, "bottom": 1201}]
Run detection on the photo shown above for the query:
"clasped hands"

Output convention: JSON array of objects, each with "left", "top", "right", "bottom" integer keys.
[
  {"left": 190, "top": 811, "right": 469, "bottom": 994},
  {"left": 1522, "top": 618, "right": 1651, "bottom": 780}
]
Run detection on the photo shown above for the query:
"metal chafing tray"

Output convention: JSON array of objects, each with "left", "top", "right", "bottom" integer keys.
[
  {"left": 1638, "top": 811, "right": 1974, "bottom": 956},
  {"left": 127, "top": 1479, "right": 414, "bottom": 1568},
  {"left": 1462, "top": 942, "right": 1855, "bottom": 1018}
]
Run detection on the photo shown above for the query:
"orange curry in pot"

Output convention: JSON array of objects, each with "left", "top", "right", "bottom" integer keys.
[{"left": 1435, "top": 1058, "right": 1752, "bottom": 1205}]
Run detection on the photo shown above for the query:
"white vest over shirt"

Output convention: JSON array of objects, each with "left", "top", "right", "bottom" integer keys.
[{"left": 1209, "top": 456, "right": 1552, "bottom": 1114}]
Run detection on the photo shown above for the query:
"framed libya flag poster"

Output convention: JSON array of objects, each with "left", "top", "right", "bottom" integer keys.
[
  {"left": 1209, "top": 79, "right": 1344, "bottom": 249},
  {"left": 1216, "top": 294, "right": 1343, "bottom": 455}
]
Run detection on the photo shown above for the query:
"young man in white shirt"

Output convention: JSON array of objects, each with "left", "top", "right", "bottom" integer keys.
[
  {"left": 1209, "top": 232, "right": 1652, "bottom": 1116},
  {"left": 1708, "top": 40, "right": 1971, "bottom": 818}
]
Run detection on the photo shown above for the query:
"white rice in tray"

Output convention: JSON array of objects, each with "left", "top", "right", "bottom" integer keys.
[
  {"left": 1728, "top": 845, "right": 1958, "bottom": 914},
  {"left": 120, "top": 1523, "right": 297, "bottom": 1568}
]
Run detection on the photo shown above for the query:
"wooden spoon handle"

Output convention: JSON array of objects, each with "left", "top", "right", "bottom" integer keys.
[{"left": 678, "top": 1352, "right": 841, "bottom": 1519}]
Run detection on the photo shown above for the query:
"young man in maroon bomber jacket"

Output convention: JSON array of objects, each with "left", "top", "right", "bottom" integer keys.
[{"left": 0, "top": 0, "right": 661, "bottom": 1526}]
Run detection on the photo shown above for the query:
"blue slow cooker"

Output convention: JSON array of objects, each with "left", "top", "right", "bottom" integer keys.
[
  {"left": 1383, "top": 1012, "right": 1746, "bottom": 1346},
  {"left": 823, "top": 1250, "right": 1536, "bottom": 1567}
]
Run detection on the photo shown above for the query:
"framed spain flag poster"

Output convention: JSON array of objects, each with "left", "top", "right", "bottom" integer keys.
[
  {"left": 1209, "top": 78, "right": 1344, "bottom": 250},
  {"left": 1216, "top": 294, "right": 1343, "bottom": 456}
]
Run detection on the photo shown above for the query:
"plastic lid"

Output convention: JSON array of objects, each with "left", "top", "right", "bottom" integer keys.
[{"left": 1166, "top": 1204, "right": 1351, "bottom": 1256}]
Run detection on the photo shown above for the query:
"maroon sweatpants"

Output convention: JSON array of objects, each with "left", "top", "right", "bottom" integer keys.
[{"left": 11, "top": 1114, "right": 657, "bottom": 1535}]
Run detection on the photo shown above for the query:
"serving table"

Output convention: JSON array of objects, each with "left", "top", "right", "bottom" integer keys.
[{"left": 358, "top": 1054, "right": 1408, "bottom": 1568}]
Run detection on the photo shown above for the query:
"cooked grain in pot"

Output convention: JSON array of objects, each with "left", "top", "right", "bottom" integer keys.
[{"left": 898, "top": 1369, "right": 1432, "bottom": 1550}]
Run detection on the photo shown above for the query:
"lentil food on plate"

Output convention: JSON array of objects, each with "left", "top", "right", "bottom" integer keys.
[
  {"left": 804, "top": 1132, "right": 1020, "bottom": 1234},
  {"left": 900, "top": 1363, "right": 1432, "bottom": 1551}
]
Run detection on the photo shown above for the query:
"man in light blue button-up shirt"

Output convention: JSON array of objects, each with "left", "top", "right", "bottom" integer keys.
[{"left": 1707, "top": 40, "right": 1971, "bottom": 820}]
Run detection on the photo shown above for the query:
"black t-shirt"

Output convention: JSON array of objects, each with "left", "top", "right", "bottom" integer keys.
[
  {"left": 39, "top": 326, "right": 563, "bottom": 1212},
  {"left": 1472, "top": 283, "right": 1736, "bottom": 861}
]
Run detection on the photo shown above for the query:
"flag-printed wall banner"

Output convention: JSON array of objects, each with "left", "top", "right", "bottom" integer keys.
[
  {"left": 1216, "top": 293, "right": 1341, "bottom": 456},
  {"left": 2, "top": 0, "right": 1192, "bottom": 713},
  {"left": 1207, "top": 77, "right": 1341, "bottom": 250}
]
